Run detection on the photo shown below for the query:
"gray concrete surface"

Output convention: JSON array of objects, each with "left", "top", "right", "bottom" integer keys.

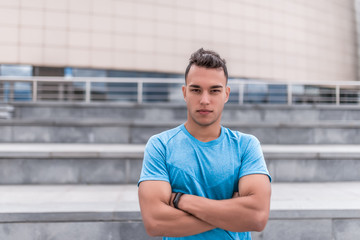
[
  {"left": 0, "top": 144, "right": 360, "bottom": 184},
  {"left": 0, "top": 182, "right": 359, "bottom": 240},
  {"left": 1, "top": 120, "right": 360, "bottom": 144},
  {"left": 3, "top": 103, "right": 360, "bottom": 144},
  {"left": 0, "top": 104, "right": 13, "bottom": 119},
  {"left": 10, "top": 102, "right": 360, "bottom": 122}
]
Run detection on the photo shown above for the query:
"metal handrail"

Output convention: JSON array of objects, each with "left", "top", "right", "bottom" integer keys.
[{"left": 1, "top": 76, "right": 360, "bottom": 106}]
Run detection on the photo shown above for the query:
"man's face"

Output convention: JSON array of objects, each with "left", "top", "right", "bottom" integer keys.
[{"left": 182, "top": 65, "right": 230, "bottom": 127}]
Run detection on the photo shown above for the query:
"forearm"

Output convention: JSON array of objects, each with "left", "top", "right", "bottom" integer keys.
[
  {"left": 178, "top": 194, "right": 269, "bottom": 232},
  {"left": 142, "top": 202, "right": 215, "bottom": 237},
  {"left": 139, "top": 181, "right": 214, "bottom": 237}
]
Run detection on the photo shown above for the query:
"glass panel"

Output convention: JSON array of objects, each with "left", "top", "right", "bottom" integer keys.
[
  {"left": 318, "top": 87, "right": 336, "bottom": 104},
  {"left": 168, "top": 83, "right": 184, "bottom": 103},
  {"left": 72, "top": 68, "right": 107, "bottom": 77},
  {"left": 227, "top": 81, "right": 240, "bottom": 104},
  {"left": 37, "top": 81, "right": 86, "bottom": 102},
  {"left": 142, "top": 82, "right": 183, "bottom": 103},
  {"left": 143, "top": 83, "right": 170, "bottom": 102},
  {"left": 0, "top": 65, "right": 32, "bottom": 102},
  {"left": 1, "top": 64, "right": 32, "bottom": 76},
  {"left": 107, "top": 70, "right": 183, "bottom": 78},
  {"left": 267, "top": 84, "right": 287, "bottom": 104},
  {"left": 91, "top": 82, "right": 137, "bottom": 102},
  {"left": 244, "top": 83, "right": 268, "bottom": 104},
  {"left": 340, "top": 88, "right": 360, "bottom": 104}
]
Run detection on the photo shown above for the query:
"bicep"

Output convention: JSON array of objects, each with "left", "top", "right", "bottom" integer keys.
[
  {"left": 238, "top": 174, "right": 271, "bottom": 211},
  {"left": 138, "top": 181, "right": 172, "bottom": 221}
]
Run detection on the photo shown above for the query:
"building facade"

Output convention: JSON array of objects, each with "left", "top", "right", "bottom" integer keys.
[{"left": 0, "top": 0, "right": 358, "bottom": 82}]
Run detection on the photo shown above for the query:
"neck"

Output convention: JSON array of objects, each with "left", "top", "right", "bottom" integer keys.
[{"left": 184, "top": 121, "right": 221, "bottom": 142}]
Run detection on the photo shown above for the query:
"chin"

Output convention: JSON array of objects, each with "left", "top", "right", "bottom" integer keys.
[{"left": 195, "top": 120, "right": 217, "bottom": 127}]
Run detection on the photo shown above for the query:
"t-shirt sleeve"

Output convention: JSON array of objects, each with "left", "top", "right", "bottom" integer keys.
[
  {"left": 239, "top": 136, "right": 272, "bottom": 182},
  {"left": 138, "top": 136, "right": 170, "bottom": 186}
]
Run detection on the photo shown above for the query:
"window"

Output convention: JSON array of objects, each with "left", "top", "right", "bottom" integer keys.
[{"left": 0, "top": 65, "right": 32, "bottom": 102}]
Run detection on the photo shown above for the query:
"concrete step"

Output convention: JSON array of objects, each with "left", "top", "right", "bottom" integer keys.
[
  {"left": 0, "top": 144, "right": 359, "bottom": 184},
  {"left": 12, "top": 102, "right": 360, "bottom": 123},
  {"left": 0, "top": 182, "right": 359, "bottom": 240},
  {"left": 1, "top": 120, "right": 360, "bottom": 144},
  {"left": 0, "top": 104, "right": 13, "bottom": 119}
]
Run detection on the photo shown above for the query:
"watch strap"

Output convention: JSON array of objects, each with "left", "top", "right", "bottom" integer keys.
[{"left": 173, "top": 192, "right": 184, "bottom": 209}]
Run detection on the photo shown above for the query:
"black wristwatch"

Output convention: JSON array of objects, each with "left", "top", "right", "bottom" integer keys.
[{"left": 173, "top": 192, "right": 184, "bottom": 209}]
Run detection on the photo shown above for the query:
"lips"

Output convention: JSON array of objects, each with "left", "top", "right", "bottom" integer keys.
[{"left": 197, "top": 109, "right": 213, "bottom": 114}]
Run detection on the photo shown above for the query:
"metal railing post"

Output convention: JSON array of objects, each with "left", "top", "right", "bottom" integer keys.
[
  {"left": 32, "top": 81, "right": 37, "bottom": 102},
  {"left": 137, "top": 81, "right": 143, "bottom": 104},
  {"left": 287, "top": 84, "right": 292, "bottom": 105},
  {"left": 58, "top": 83, "right": 64, "bottom": 101},
  {"left": 9, "top": 82, "right": 14, "bottom": 102},
  {"left": 238, "top": 82, "right": 244, "bottom": 105},
  {"left": 336, "top": 85, "right": 340, "bottom": 105},
  {"left": 85, "top": 81, "right": 91, "bottom": 103}
]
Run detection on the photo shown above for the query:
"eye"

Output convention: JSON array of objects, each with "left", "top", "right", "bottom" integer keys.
[
  {"left": 211, "top": 89, "right": 221, "bottom": 93},
  {"left": 191, "top": 89, "right": 201, "bottom": 93}
]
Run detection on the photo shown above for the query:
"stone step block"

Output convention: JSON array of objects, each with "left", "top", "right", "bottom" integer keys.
[
  {"left": 1, "top": 120, "right": 360, "bottom": 144},
  {"left": 0, "top": 104, "right": 13, "bottom": 119},
  {"left": 12, "top": 102, "right": 360, "bottom": 123},
  {"left": 0, "top": 144, "right": 359, "bottom": 184},
  {"left": 0, "top": 183, "right": 359, "bottom": 240}
]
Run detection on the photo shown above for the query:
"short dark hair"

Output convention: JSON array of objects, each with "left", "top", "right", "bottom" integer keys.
[{"left": 185, "top": 48, "right": 228, "bottom": 84}]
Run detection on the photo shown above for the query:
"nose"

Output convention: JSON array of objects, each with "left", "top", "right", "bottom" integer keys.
[{"left": 200, "top": 92, "right": 210, "bottom": 105}]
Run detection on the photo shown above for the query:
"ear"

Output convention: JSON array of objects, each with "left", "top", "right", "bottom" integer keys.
[
  {"left": 225, "top": 86, "right": 230, "bottom": 103},
  {"left": 182, "top": 85, "right": 187, "bottom": 101}
]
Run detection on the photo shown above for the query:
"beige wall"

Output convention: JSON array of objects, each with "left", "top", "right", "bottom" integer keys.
[{"left": 0, "top": 0, "right": 357, "bottom": 82}]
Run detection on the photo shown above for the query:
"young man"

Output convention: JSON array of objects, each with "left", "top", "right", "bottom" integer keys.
[{"left": 138, "top": 48, "right": 271, "bottom": 239}]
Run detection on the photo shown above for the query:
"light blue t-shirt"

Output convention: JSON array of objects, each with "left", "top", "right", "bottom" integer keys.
[{"left": 138, "top": 124, "right": 271, "bottom": 240}]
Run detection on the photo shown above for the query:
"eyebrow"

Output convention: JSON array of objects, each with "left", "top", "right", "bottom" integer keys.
[{"left": 189, "top": 84, "right": 223, "bottom": 89}]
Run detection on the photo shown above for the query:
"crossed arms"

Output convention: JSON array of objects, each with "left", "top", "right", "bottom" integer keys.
[{"left": 138, "top": 174, "right": 271, "bottom": 237}]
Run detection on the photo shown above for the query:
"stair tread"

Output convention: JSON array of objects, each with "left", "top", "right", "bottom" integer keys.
[
  {"left": 0, "top": 144, "right": 359, "bottom": 154},
  {"left": 0, "top": 182, "right": 359, "bottom": 222}
]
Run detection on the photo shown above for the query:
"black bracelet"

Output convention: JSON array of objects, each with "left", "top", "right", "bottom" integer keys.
[{"left": 173, "top": 192, "right": 184, "bottom": 209}]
